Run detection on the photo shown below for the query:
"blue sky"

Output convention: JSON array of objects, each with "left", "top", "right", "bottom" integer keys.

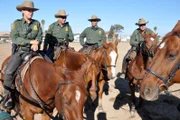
[{"left": 0, "top": 0, "right": 179, "bottom": 37}]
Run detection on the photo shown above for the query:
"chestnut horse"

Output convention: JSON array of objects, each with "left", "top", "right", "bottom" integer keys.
[
  {"left": 126, "top": 33, "right": 158, "bottom": 113},
  {"left": 140, "top": 20, "right": 180, "bottom": 101},
  {"left": 0, "top": 55, "right": 88, "bottom": 120},
  {"left": 54, "top": 48, "right": 100, "bottom": 101},
  {"left": 80, "top": 40, "right": 119, "bottom": 111}
]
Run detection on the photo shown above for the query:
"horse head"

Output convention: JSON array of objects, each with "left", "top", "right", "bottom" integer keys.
[
  {"left": 140, "top": 20, "right": 180, "bottom": 101},
  {"left": 92, "top": 40, "right": 119, "bottom": 80},
  {"left": 140, "top": 32, "right": 158, "bottom": 57}
]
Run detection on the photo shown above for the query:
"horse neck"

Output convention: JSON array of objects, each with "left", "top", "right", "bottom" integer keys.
[
  {"left": 134, "top": 50, "right": 150, "bottom": 70},
  {"left": 55, "top": 50, "right": 86, "bottom": 70},
  {"left": 90, "top": 47, "right": 105, "bottom": 67}
]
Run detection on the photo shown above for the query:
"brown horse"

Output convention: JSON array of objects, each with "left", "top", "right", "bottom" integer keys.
[
  {"left": 54, "top": 48, "right": 100, "bottom": 102},
  {"left": 126, "top": 33, "right": 158, "bottom": 113},
  {"left": 80, "top": 40, "right": 119, "bottom": 111},
  {"left": 0, "top": 55, "right": 88, "bottom": 120},
  {"left": 140, "top": 20, "right": 180, "bottom": 101}
]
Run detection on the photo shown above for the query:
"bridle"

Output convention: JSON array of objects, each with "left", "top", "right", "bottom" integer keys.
[
  {"left": 100, "top": 47, "right": 117, "bottom": 71},
  {"left": 146, "top": 32, "right": 180, "bottom": 92}
]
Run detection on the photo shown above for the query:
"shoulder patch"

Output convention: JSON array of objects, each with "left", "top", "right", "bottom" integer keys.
[
  {"left": 99, "top": 30, "right": 102, "bottom": 34},
  {"left": 11, "top": 24, "right": 15, "bottom": 30},
  {"left": 34, "top": 25, "right": 38, "bottom": 31},
  {"left": 66, "top": 26, "right": 68, "bottom": 32}
]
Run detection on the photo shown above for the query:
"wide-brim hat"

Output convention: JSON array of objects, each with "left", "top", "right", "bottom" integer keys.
[
  {"left": 16, "top": 1, "right": 39, "bottom": 11},
  {"left": 135, "top": 18, "right": 148, "bottom": 25},
  {"left": 88, "top": 15, "right": 101, "bottom": 22},
  {"left": 55, "top": 10, "right": 69, "bottom": 18}
]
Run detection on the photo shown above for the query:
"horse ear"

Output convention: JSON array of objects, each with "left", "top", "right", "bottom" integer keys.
[{"left": 114, "top": 39, "right": 119, "bottom": 47}]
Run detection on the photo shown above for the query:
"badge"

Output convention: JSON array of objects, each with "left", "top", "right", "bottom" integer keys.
[
  {"left": 66, "top": 27, "right": 68, "bottom": 32},
  {"left": 11, "top": 24, "right": 15, "bottom": 30},
  {"left": 34, "top": 25, "right": 38, "bottom": 30},
  {"left": 99, "top": 30, "right": 102, "bottom": 34}
]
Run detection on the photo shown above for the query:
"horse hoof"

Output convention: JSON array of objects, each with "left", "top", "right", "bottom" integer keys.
[
  {"left": 98, "top": 106, "right": 104, "bottom": 112},
  {"left": 129, "top": 107, "right": 137, "bottom": 117}
]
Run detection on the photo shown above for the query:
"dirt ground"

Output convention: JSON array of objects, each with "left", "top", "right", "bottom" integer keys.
[{"left": 0, "top": 42, "right": 180, "bottom": 120}]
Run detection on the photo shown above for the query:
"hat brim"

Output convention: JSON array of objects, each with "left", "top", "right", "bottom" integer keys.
[
  {"left": 88, "top": 18, "right": 101, "bottom": 22},
  {"left": 55, "top": 14, "right": 69, "bottom": 18},
  {"left": 135, "top": 21, "right": 148, "bottom": 25},
  {"left": 16, "top": 5, "right": 39, "bottom": 12}
]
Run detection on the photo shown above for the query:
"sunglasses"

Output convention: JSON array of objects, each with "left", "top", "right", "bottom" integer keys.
[
  {"left": 91, "top": 20, "right": 98, "bottom": 22},
  {"left": 139, "top": 24, "right": 146, "bottom": 27},
  {"left": 59, "top": 16, "right": 67, "bottom": 19}
]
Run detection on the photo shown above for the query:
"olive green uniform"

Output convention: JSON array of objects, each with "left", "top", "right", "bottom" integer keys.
[
  {"left": 44, "top": 21, "right": 74, "bottom": 50},
  {"left": 80, "top": 26, "right": 106, "bottom": 47}
]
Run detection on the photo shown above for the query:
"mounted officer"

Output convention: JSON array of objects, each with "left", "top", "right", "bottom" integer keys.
[
  {"left": 43, "top": 10, "right": 74, "bottom": 61},
  {"left": 122, "top": 18, "right": 156, "bottom": 74},
  {"left": 2, "top": 0, "right": 42, "bottom": 110},
  {"left": 79, "top": 15, "right": 106, "bottom": 54}
]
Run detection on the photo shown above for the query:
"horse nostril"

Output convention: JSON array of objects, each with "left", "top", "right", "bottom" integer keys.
[{"left": 144, "top": 86, "right": 152, "bottom": 96}]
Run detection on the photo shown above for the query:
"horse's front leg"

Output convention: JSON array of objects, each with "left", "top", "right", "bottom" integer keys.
[
  {"left": 89, "top": 71, "right": 98, "bottom": 102},
  {"left": 129, "top": 80, "right": 136, "bottom": 115},
  {"left": 98, "top": 79, "right": 105, "bottom": 112}
]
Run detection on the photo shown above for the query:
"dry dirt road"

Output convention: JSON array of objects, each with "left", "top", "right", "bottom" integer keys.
[{"left": 0, "top": 42, "right": 180, "bottom": 120}]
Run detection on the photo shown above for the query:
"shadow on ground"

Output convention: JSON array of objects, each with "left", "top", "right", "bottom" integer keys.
[{"left": 113, "top": 72, "right": 180, "bottom": 120}]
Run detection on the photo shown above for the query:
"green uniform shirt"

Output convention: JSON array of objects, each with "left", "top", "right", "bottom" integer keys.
[
  {"left": 130, "top": 28, "right": 155, "bottom": 47},
  {"left": 80, "top": 26, "right": 106, "bottom": 46},
  {"left": 44, "top": 21, "right": 74, "bottom": 50},
  {"left": 11, "top": 18, "right": 42, "bottom": 46}
]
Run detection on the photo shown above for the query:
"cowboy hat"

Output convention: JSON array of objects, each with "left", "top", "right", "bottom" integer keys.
[
  {"left": 88, "top": 15, "right": 101, "bottom": 22},
  {"left": 16, "top": 1, "right": 39, "bottom": 11},
  {"left": 55, "top": 10, "right": 68, "bottom": 18},
  {"left": 135, "top": 18, "right": 148, "bottom": 25}
]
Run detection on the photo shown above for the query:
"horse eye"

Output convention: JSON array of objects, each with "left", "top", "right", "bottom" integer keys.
[{"left": 168, "top": 54, "right": 176, "bottom": 60}]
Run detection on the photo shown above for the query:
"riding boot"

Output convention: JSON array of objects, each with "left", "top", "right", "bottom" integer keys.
[{"left": 2, "top": 74, "right": 14, "bottom": 110}]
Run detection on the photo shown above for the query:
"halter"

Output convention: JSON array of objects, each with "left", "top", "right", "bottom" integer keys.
[{"left": 146, "top": 32, "right": 180, "bottom": 93}]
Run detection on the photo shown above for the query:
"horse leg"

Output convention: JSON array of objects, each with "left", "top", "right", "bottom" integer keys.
[
  {"left": 98, "top": 80, "right": 105, "bottom": 112},
  {"left": 129, "top": 81, "right": 136, "bottom": 115},
  {"left": 89, "top": 72, "right": 97, "bottom": 102}
]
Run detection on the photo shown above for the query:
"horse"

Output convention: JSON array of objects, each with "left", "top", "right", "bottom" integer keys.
[
  {"left": 140, "top": 20, "right": 180, "bottom": 101},
  {"left": 79, "top": 40, "right": 119, "bottom": 111},
  {"left": 53, "top": 48, "right": 100, "bottom": 102},
  {"left": 0, "top": 55, "right": 88, "bottom": 120},
  {"left": 125, "top": 33, "right": 158, "bottom": 113}
]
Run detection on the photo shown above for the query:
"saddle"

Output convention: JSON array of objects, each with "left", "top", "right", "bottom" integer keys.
[
  {"left": 53, "top": 46, "right": 75, "bottom": 60},
  {"left": 79, "top": 44, "right": 98, "bottom": 55},
  {"left": 2, "top": 53, "right": 43, "bottom": 111}
]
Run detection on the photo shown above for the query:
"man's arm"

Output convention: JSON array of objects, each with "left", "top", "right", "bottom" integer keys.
[{"left": 79, "top": 29, "right": 86, "bottom": 46}]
